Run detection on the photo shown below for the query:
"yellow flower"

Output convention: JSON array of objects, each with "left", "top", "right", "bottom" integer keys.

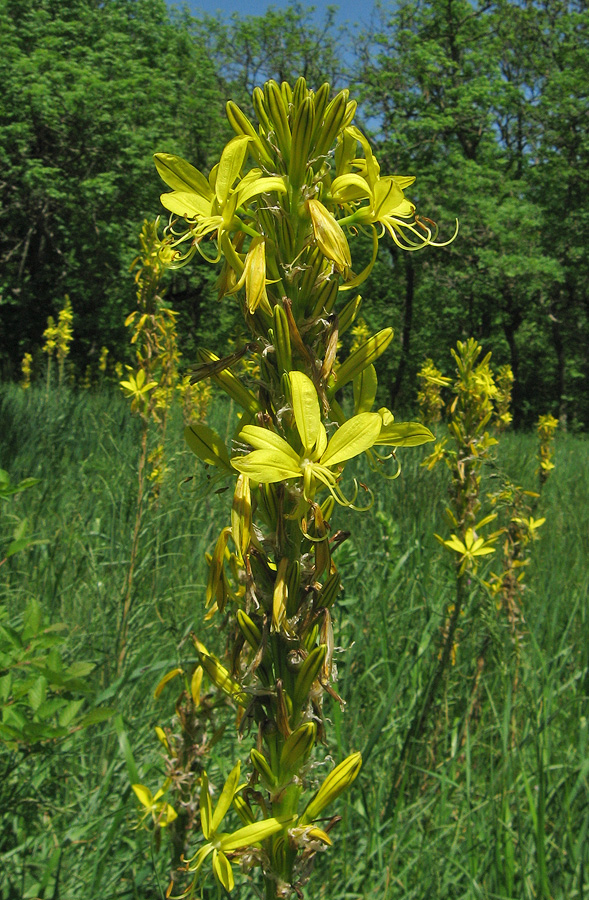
[{"left": 232, "top": 372, "right": 381, "bottom": 506}]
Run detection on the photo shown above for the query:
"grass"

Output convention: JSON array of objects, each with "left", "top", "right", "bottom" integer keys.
[{"left": 1, "top": 382, "right": 588, "bottom": 900}]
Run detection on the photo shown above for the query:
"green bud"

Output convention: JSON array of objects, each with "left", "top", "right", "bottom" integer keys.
[
  {"left": 273, "top": 304, "right": 292, "bottom": 374},
  {"left": 236, "top": 609, "right": 262, "bottom": 650},
  {"left": 280, "top": 722, "right": 317, "bottom": 778},
  {"left": 300, "top": 752, "right": 362, "bottom": 824},
  {"left": 251, "top": 748, "right": 277, "bottom": 787},
  {"left": 293, "top": 645, "right": 327, "bottom": 713},
  {"left": 331, "top": 328, "right": 393, "bottom": 394}
]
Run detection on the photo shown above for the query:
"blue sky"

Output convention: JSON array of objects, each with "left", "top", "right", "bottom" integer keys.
[{"left": 165, "top": 0, "right": 377, "bottom": 28}]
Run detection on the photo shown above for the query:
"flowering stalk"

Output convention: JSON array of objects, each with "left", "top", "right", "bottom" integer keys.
[
  {"left": 536, "top": 413, "right": 558, "bottom": 488},
  {"left": 416, "top": 357, "right": 451, "bottom": 426},
  {"left": 146, "top": 78, "right": 451, "bottom": 898},
  {"left": 118, "top": 220, "right": 180, "bottom": 672}
]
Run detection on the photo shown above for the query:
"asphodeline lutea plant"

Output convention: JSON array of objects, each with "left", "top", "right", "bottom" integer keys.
[
  {"left": 493, "top": 364, "right": 514, "bottom": 432},
  {"left": 20, "top": 353, "right": 33, "bottom": 390},
  {"left": 416, "top": 357, "right": 452, "bottom": 426},
  {"left": 536, "top": 413, "right": 558, "bottom": 487},
  {"left": 148, "top": 77, "right": 452, "bottom": 898},
  {"left": 424, "top": 339, "right": 501, "bottom": 662},
  {"left": 117, "top": 220, "right": 181, "bottom": 673}
]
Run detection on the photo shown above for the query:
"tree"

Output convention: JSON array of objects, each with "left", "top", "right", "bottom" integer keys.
[{"left": 0, "top": 0, "right": 227, "bottom": 376}]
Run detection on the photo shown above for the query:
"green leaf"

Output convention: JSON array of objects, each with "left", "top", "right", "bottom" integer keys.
[
  {"left": 115, "top": 714, "right": 140, "bottom": 785},
  {"left": 77, "top": 707, "right": 115, "bottom": 728},
  {"left": 23, "top": 599, "right": 42, "bottom": 638}
]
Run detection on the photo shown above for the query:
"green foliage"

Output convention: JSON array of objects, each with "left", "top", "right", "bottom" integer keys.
[{"left": 0, "top": 0, "right": 226, "bottom": 377}]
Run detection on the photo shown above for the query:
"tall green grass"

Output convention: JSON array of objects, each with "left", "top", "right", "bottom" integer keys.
[{"left": 1, "top": 383, "right": 587, "bottom": 900}]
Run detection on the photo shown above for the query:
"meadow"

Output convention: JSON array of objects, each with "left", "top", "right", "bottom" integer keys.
[{"left": 1, "top": 382, "right": 588, "bottom": 900}]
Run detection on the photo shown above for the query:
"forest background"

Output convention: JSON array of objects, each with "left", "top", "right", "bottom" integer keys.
[{"left": 1, "top": 0, "right": 588, "bottom": 428}]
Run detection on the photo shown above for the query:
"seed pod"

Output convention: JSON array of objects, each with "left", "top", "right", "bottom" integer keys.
[
  {"left": 193, "top": 637, "right": 248, "bottom": 706},
  {"left": 285, "top": 559, "right": 301, "bottom": 617},
  {"left": 300, "top": 752, "right": 362, "bottom": 824},
  {"left": 205, "top": 527, "right": 231, "bottom": 610},
  {"left": 231, "top": 474, "right": 252, "bottom": 563},
  {"left": 272, "top": 557, "right": 289, "bottom": 633},
  {"left": 310, "top": 276, "right": 338, "bottom": 319}
]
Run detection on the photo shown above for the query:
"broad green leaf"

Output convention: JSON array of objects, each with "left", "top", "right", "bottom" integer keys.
[
  {"left": 376, "top": 421, "right": 435, "bottom": 447},
  {"left": 290, "top": 371, "right": 322, "bottom": 455},
  {"left": 65, "top": 661, "right": 95, "bottom": 678},
  {"left": 77, "top": 707, "right": 115, "bottom": 727},
  {"left": 211, "top": 761, "right": 241, "bottom": 832},
  {"left": 153, "top": 152, "right": 212, "bottom": 198},
  {"left": 321, "top": 413, "right": 381, "bottom": 467},
  {"left": 23, "top": 599, "right": 42, "bottom": 638},
  {"left": 28, "top": 675, "right": 47, "bottom": 711}
]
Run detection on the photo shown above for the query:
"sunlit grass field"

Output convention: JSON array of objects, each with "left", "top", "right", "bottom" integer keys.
[{"left": 1, "top": 383, "right": 588, "bottom": 900}]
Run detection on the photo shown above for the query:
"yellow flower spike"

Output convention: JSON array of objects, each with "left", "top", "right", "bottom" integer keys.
[{"left": 307, "top": 199, "right": 352, "bottom": 275}]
